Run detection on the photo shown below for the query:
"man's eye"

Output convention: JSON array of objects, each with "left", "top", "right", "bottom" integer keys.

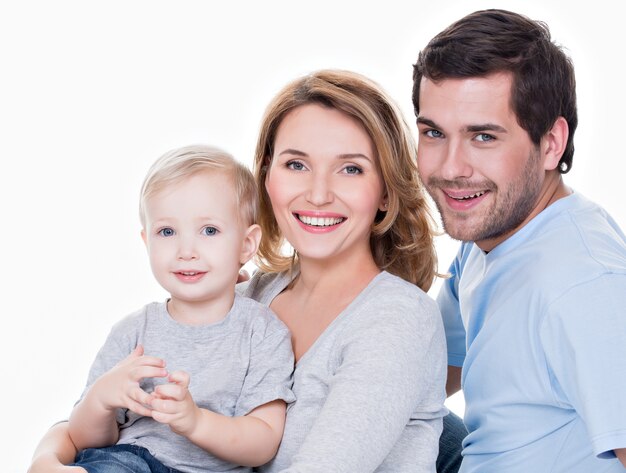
[
  {"left": 158, "top": 228, "right": 175, "bottom": 237},
  {"left": 425, "top": 129, "right": 443, "bottom": 138},
  {"left": 202, "top": 226, "right": 218, "bottom": 236},
  {"left": 475, "top": 133, "right": 495, "bottom": 142}
]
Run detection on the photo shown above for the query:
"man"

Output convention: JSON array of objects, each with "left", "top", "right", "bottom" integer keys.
[{"left": 413, "top": 9, "right": 626, "bottom": 472}]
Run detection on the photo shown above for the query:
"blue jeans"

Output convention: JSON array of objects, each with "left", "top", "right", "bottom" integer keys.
[
  {"left": 72, "top": 444, "right": 183, "bottom": 473},
  {"left": 436, "top": 412, "right": 467, "bottom": 473}
]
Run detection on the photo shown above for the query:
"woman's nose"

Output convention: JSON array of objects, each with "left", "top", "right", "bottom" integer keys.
[{"left": 304, "top": 172, "right": 334, "bottom": 206}]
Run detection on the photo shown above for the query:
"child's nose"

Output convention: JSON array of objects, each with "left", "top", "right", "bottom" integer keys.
[{"left": 177, "top": 237, "right": 198, "bottom": 261}]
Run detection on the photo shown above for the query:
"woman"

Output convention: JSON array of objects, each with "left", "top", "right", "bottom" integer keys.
[{"left": 30, "top": 70, "right": 450, "bottom": 472}]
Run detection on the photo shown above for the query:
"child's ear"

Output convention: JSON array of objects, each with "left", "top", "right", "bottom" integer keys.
[{"left": 240, "top": 224, "right": 262, "bottom": 265}]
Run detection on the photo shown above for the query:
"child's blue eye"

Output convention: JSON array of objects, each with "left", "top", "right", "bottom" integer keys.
[
  {"left": 202, "top": 226, "right": 219, "bottom": 236},
  {"left": 158, "top": 227, "right": 175, "bottom": 237}
]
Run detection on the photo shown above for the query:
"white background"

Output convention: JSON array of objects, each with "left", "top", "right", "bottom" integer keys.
[{"left": 2, "top": 1, "right": 624, "bottom": 471}]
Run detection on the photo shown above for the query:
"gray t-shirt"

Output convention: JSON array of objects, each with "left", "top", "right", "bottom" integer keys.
[
  {"left": 80, "top": 294, "right": 295, "bottom": 473},
  {"left": 240, "top": 270, "right": 447, "bottom": 473}
]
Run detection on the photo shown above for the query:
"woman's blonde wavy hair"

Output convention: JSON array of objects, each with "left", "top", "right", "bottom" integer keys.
[{"left": 253, "top": 69, "right": 438, "bottom": 292}]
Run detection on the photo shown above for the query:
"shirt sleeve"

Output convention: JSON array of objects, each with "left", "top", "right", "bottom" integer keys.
[
  {"left": 437, "top": 245, "right": 468, "bottom": 368},
  {"left": 540, "top": 273, "right": 626, "bottom": 458},
  {"left": 281, "top": 292, "right": 447, "bottom": 473},
  {"left": 235, "top": 314, "right": 296, "bottom": 416}
]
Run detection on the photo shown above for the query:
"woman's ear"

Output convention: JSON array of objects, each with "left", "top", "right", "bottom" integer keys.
[
  {"left": 378, "top": 193, "right": 389, "bottom": 212},
  {"left": 240, "top": 224, "right": 262, "bottom": 265},
  {"left": 541, "top": 116, "right": 569, "bottom": 171},
  {"left": 141, "top": 229, "right": 148, "bottom": 247}
]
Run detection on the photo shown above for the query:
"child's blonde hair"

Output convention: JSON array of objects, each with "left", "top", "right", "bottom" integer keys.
[{"left": 139, "top": 144, "right": 258, "bottom": 227}]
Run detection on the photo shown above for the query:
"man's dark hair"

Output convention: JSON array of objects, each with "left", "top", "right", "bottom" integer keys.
[{"left": 413, "top": 9, "right": 577, "bottom": 173}]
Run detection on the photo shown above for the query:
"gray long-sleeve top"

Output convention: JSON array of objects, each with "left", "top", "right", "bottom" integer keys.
[{"left": 239, "top": 269, "right": 447, "bottom": 473}]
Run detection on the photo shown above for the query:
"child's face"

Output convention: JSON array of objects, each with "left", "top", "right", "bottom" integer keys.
[{"left": 141, "top": 171, "right": 258, "bottom": 316}]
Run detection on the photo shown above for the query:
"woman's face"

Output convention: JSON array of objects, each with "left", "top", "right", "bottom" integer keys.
[{"left": 265, "top": 103, "right": 386, "bottom": 264}]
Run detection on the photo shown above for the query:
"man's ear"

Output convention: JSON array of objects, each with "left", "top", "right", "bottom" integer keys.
[
  {"left": 541, "top": 116, "right": 569, "bottom": 171},
  {"left": 240, "top": 224, "right": 262, "bottom": 265}
]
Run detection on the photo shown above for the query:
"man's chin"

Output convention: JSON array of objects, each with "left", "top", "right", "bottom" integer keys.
[{"left": 441, "top": 217, "right": 482, "bottom": 243}]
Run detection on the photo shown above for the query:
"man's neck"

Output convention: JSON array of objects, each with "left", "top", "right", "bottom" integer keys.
[{"left": 476, "top": 174, "right": 571, "bottom": 252}]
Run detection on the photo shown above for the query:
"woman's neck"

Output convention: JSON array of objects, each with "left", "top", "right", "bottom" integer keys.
[{"left": 294, "top": 249, "right": 381, "bottom": 297}]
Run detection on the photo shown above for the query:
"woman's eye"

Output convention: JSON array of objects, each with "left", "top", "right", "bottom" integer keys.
[
  {"left": 202, "top": 226, "right": 218, "bottom": 236},
  {"left": 286, "top": 161, "right": 305, "bottom": 171},
  {"left": 475, "top": 133, "right": 495, "bottom": 142},
  {"left": 158, "top": 228, "right": 175, "bottom": 237},
  {"left": 344, "top": 165, "right": 362, "bottom": 175}
]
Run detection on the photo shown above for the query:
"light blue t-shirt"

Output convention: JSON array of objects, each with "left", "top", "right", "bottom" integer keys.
[{"left": 440, "top": 192, "right": 626, "bottom": 472}]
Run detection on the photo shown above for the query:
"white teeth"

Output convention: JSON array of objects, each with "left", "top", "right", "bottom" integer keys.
[
  {"left": 181, "top": 271, "right": 197, "bottom": 276},
  {"left": 298, "top": 215, "right": 344, "bottom": 226},
  {"left": 456, "top": 191, "right": 486, "bottom": 200}
]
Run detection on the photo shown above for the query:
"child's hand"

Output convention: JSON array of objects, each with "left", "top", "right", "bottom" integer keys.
[
  {"left": 150, "top": 370, "right": 200, "bottom": 437},
  {"left": 92, "top": 344, "right": 167, "bottom": 416}
]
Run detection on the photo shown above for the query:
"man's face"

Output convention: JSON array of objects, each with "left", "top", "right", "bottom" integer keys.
[{"left": 416, "top": 72, "right": 547, "bottom": 251}]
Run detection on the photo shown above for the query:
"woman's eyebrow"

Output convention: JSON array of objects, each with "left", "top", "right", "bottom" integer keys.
[
  {"left": 338, "top": 153, "right": 373, "bottom": 163},
  {"left": 278, "top": 149, "right": 373, "bottom": 162},
  {"left": 278, "top": 148, "right": 307, "bottom": 157}
]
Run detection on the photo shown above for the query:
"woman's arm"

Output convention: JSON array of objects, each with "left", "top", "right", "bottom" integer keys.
[{"left": 28, "top": 422, "right": 85, "bottom": 473}]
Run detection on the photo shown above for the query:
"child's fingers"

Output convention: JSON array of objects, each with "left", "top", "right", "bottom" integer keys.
[
  {"left": 168, "top": 370, "right": 190, "bottom": 388},
  {"left": 133, "top": 355, "right": 167, "bottom": 368},
  {"left": 129, "top": 365, "right": 168, "bottom": 382},
  {"left": 154, "top": 383, "right": 186, "bottom": 401},
  {"left": 150, "top": 409, "right": 171, "bottom": 424},
  {"left": 126, "top": 398, "right": 154, "bottom": 417},
  {"left": 129, "top": 386, "right": 154, "bottom": 407},
  {"left": 131, "top": 344, "right": 144, "bottom": 357},
  {"left": 150, "top": 396, "right": 180, "bottom": 414}
]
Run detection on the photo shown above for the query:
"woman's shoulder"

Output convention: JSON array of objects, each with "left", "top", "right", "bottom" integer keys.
[
  {"left": 236, "top": 269, "right": 293, "bottom": 306},
  {"left": 340, "top": 271, "right": 442, "bottom": 336},
  {"left": 368, "top": 271, "right": 439, "bottom": 314}
]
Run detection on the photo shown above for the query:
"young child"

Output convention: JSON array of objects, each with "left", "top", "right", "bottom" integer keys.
[{"left": 68, "top": 145, "right": 295, "bottom": 473}]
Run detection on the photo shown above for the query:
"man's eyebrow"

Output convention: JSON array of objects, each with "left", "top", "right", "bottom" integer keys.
[
  {"left": 418, "top": 117, "right": 507, "bottom": 134},
  {"left": 466, "top": 123, "right": 507, "bottom": 133},
  {"left": 416, "top": 117, "right": 439, "bottom": 128}
]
